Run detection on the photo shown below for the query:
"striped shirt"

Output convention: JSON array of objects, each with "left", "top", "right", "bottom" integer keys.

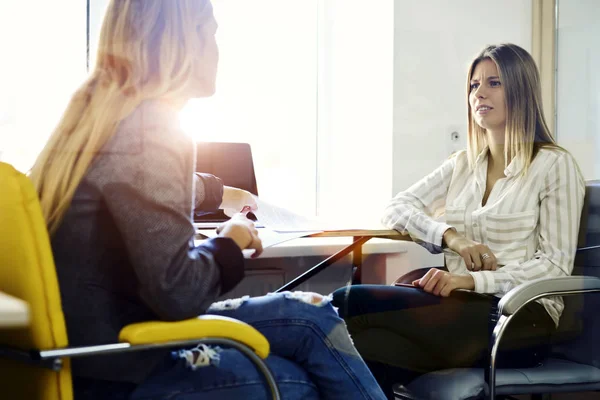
[{"left": 382, "top": 147, "right": 585, "bottom": 325}]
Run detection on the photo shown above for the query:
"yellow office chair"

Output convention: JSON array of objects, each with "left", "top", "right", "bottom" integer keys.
[{"left": 0, "top": 162, "right": 280, "bottom": 400}]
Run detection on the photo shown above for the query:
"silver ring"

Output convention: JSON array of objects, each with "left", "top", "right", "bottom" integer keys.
[{"left": 481, "top": 253, "right": 491, "bottom": 260}]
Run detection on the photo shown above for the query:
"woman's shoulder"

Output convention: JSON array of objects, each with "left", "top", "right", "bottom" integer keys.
[
  {"left": 532, "top": 147, "right": 584, "bottom": 188},
  {"left": 86, "top": 100, "right": 195, "bottom": 187},
  {"left": 446, "top": 149, "right": 469, "bottom": 168},
  {"left": 449, "top": 149, "right": 468, "bottom": 160},
  {"left": 107, "top": 100, "right": 190, "bottom": 152},
  {"left": 535, "top": 146, "right": 579, "bottom": 169},
  {"left": 121, "top": 100, "right": 181, "bottom": 136}
]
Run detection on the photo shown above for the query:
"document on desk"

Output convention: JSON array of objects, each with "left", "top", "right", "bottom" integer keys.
[
  {"left": 252, "top": 197, "right": 375, "bottom": 233},
  {"left": 251, "top": 198, "right": 323, "bottom": 232}
]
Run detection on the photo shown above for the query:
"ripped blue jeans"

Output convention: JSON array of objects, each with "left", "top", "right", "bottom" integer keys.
[{"left": 130, "top": 292, "right": 386, "bottom": 400}]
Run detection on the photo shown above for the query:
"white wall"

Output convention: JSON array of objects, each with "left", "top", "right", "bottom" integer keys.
[
  {"left": 556, "top": 0, "right": 600, "bottom": 180},
  {"left": 391, "top": 0, "right": 533, "bottom": 195}
]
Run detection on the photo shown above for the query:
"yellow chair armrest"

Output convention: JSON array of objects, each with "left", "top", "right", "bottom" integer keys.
[{"left": 119, "top": 315, "right": 270, "bottom": 359}]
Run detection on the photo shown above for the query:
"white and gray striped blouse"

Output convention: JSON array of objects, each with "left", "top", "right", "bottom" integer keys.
[{"left": 382, "top": 147, "right": 585, "bottom": 326}]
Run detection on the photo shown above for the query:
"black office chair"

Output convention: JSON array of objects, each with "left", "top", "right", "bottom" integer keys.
[
  {"left": 394, "top": 180, "right": 600, "bottom": 400},
  {"left": 194, "top": 141, "right": 258, "bottom": 223}
]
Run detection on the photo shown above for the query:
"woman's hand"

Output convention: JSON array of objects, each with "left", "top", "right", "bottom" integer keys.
[
  {"left": 443, "top": 228, "right": 498, "bottom": 271},
  {"left": 221, "top": 186, "right": 257, "bottom": 217},
  {"left": 412, "top": 269, "right": 475, "bottom": 297},
  {"left": 216, "top": 214, "right": 263, "bottom": 258}
]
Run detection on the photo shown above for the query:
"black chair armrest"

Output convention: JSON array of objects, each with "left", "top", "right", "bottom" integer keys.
[{"left": 498, "top": 276, "right": 600, "bottom": 316}]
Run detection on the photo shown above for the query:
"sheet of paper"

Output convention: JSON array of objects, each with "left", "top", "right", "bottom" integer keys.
[
  {"left": 194, "top": 196, "right": 382, "bottom": 234},
  {"left": 250, "top": 198, "right": 321, "bottom": 232},
  {"left": 251, "top": 197, "right": 381, "bottom": 232}
]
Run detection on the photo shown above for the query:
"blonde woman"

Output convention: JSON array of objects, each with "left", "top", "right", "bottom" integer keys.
[
  {"left": 30, "top": 1, "right": 386, "bottom": 399},
  {"left": 332, "top": 43, "right": 585, "bottom": 398}
]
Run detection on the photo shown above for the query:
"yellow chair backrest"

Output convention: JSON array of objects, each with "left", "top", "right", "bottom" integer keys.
[{"left": 0, "top": 162, "right": 73, "bottom": 400}]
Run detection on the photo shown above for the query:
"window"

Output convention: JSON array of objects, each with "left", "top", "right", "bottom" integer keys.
[
  {"left": 5, "top": 0, "right": 393, "bottom": 221},
  {"left": 92, "top": 0, "right": 394, "bottom": 219},
  {"left": 180, "top": 0, "right": 319, "bottom": 217},
  {"left": 315, "top": 0, "right": 393, "bottom": 222},
  {"left": 0, "top": 1, "right": 86, "bottom": 172},
  {"left": 181, "top": 0, "right": 394, "bottom": 220}
]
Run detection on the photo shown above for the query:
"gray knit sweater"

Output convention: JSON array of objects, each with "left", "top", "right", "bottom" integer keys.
[{"left": 52, "top": 100, "right": 245, "bottom": 383}]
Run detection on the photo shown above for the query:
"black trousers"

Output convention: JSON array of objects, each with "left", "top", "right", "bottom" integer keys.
[{"left": 331, "top": 268, "right": 556, "bottom": 398}]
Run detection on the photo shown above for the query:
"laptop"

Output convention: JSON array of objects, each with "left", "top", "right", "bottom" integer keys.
[{"left": 194, "top": 142, "right": 258, "bottom": 223}]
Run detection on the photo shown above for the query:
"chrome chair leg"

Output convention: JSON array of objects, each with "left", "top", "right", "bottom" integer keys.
[{"left": 487, "top": 315, "right": 513, "bottom": 400}]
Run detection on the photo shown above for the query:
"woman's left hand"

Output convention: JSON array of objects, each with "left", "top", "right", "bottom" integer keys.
[
  {"left": 412, "top": 269, "right": 475, "bottom": 297},
  {"left": 221, "top": 186, "right": 258, "bottom": 217}
]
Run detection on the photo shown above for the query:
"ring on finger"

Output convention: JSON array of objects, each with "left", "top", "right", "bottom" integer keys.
[{"left": 481, "top": 253, "right": 491, "bottom": 261}]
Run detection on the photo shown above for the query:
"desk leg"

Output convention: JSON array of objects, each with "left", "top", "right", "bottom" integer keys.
[
  {"left": 274, "top": 236, "right": 371, "bottom": 293},
  {"left": 351, "top": 236, "right": 363, "bottom": 284}
]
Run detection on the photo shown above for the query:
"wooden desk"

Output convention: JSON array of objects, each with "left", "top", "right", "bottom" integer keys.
[
  {"left": 304, "top": 229, "right": 407, "bottom": 240},
  {"left": 0, "top": 291, "right": 29, "bottom": 328},
  {"left": 197, "top": 227, "right": 410, "bottom": 292},
  {"left": 274, "top": 229, "right": 410, "bottom": 292}
]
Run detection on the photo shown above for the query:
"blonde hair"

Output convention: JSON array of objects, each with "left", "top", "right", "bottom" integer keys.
[
  {"left": 30, "top": 0, "right": 213, "bottom": 233},
  {"left": 466, "top": 43, "right": 559, "bottom": 172}
]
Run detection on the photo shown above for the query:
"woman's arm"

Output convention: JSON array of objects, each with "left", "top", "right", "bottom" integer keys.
[
  {"left": 469, "top": 151, "right": 585, "bottom": 295},
  {"left": 194, "top": 173, "right": 224, "bottom": 212},
  {"left": 381, "top": 154, "right": 459, "bottom": 253}
]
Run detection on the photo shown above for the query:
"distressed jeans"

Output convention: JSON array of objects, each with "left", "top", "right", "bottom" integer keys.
[{"left": 130, "top": 292, "right": 387, "bottom": 400}]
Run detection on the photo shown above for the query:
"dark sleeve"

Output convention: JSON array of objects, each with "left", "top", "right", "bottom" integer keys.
[
  {"left": 94, "top": 105, "right": 244, "bottom": 321},
  {"left": 194, "top": 172, "right": 223, "bottom": 212}
]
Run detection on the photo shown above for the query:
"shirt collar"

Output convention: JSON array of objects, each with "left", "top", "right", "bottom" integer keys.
[
  {"left": 474, "top": 147, "right": 489, "bottom": 192},
  {"left": 475, "top": 146, "right": 525, "bottom": 178},
  {"left": 504, "top": 154, "right": 525, "bottom": 178},
  {"left": 475, "top": 146, "right": 489, "bottom": 167}
]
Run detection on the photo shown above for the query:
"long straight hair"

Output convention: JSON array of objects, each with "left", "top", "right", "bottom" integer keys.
[
  {"left": 466, "top": 43, "right": 559, "bottom": 172},
  {"left": 30, "top": 0, "right": 212, "bottom": 233}
]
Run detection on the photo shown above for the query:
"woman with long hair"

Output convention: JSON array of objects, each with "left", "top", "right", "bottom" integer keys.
[
  {"left": 332, "top": 43, "right": 586, "bottom": 399},
  {"left": 30, "top": 1, "right": 386, "bottom": 399}
]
